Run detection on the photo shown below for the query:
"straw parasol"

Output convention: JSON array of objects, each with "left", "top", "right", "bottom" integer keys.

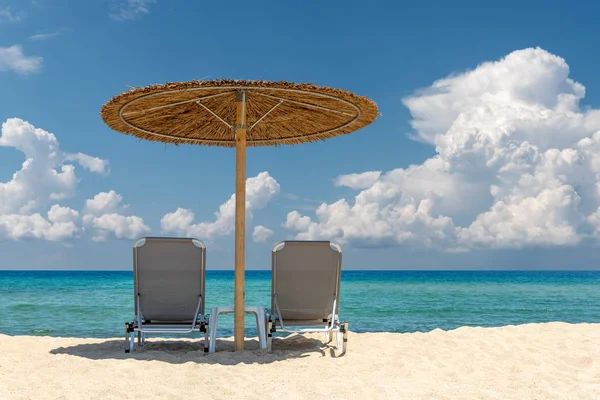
[{"left": 100, "top": 79, "right": 378, "bottom": 351}]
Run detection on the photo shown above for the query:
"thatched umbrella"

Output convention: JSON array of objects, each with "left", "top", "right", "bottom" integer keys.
[{"left": 100, "top": 79, "right": 378, "bottom": 351}]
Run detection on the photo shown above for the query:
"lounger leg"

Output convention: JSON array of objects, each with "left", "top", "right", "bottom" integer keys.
[
  {"left": 325, "top": 331, "right": 331, "bottom": 343},
  {"left": 203, "top": 321, "right": 209, "bottom": 353},
  {"left": 209, "top": 308, "right": 218, "bottom": 353},
  {"left": 342, "top": 321, "right": 348, "bottom": 354},
  {"left": 137, "top": 331, "right": 142, "bottom": 346},
  {"left": 255, "top": 308, "right": 267, "bottom": 350},
  {"left": 124, "top": 323, "right": 130, "bottom": 353},
  {"left": 129, "top": 331, "right": 135, "bottom": 353},
  {"left": 267, "top": 319, "right": 273, "bottom": 352}
]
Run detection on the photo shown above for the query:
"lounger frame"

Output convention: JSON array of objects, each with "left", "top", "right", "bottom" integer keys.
[
  {"left": 125, "top": 237, "right": 209, "bottom": 353},
  {"left": 266, "top": 241, "right": 348, "bottom": 353}
]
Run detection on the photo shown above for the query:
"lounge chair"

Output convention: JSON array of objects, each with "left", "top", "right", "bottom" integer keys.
[
  {"left": 124, "top": 237, "right": 209, "bottom": 353},
  {"left": 266, "top": 240, "right": 348, "bottom": 353}
]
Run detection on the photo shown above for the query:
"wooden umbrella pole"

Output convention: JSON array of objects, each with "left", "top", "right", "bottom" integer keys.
[{"left": 234, "top": 90, "right": 247, "bottom": 351}]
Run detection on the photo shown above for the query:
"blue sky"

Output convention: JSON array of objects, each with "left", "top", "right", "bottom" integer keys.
[{"left": 2, "top": 0, "right": 600, "bottom": 270}]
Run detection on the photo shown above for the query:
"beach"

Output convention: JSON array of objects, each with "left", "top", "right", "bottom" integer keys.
[{"left": 1, "top": 322, "right": 599, "bottom": 399}]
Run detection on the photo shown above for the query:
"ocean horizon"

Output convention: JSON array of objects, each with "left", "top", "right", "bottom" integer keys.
[
  {"left": 2, "top": 270, "right": 600, "bottom": 339},
  {"left": 3, "top": 268, "right": 600, "bottom": 272}
]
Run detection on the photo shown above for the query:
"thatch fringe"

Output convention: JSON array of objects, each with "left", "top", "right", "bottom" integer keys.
[{"left": 100, "top": 79, "right": 379, "bottom": 147}]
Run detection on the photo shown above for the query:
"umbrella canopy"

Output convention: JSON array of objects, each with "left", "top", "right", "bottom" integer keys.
[
  {"left": 100, "top": 79, "right": 378, "bottom": 351},
  {"left": 101, "top": 79, "right": 378, "bottom": 146}
]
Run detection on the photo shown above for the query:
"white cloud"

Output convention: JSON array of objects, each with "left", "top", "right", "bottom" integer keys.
[
  {"left": 161, "top": 171, "right": 280, "bottom": 240},
  {"left": 334, "top": 171, "right": 382, "bottom": 190},
  {"left": 89, "top": 214, "right": 150, "bottom": 242},
  {"left": 83, "top": 190, "right": 125, "bottom": 216},
  {"left": 64, "top": 153, "right": 110, "bottom": 175},
  {"left": 284, "top": 211, "right": 312, "bottom": 232},
  {"left": 285, "top": 48, "right": 600, "bottom": 251},
  {"left": 0, "top": 119, "right": 145, "bottom": 242},
  {"left": 160, "top": 208, "right": 195, "bottom": 236},
  {"left": 0, "top": 205, "right": 80, "bottom": 241},
  {"left": 82, "top": 191, "right": 149, "bottom": 242},
  {"left": 48, "top": 204, "right": 79, "bottom": 224},
  {"left": 0, "top": 45, "right": 42, "bottom": 75},
  {"left": 0, "top": 118, "right": 109, "bottom": 215},
  {"left": 30, "top": 32, "right": 60, "bottom": 41},
  {"left": 0, "top": 7, "right": 23, "bottom": 23},
  {"left": 253, "top": 225, "right": 274, "bottom": 243},
  {"left": 110, "top": 0, "right": 156, "bottom": 21},
  {"left": 458, "top": 186, "right": 583, "bottom": 248}
]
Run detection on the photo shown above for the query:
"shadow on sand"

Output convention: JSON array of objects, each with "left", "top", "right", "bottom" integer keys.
[{"left": 49, "top": 334, "right": 346, "bottom": 365}]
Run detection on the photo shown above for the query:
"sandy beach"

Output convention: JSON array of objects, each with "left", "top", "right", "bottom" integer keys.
[{"left": 0, "top": 322, "right": 598, "bottom": 399}]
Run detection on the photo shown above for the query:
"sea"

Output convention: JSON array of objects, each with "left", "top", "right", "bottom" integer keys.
[{"left": 1, "top": 270, "right": 600, "bottom": 338}]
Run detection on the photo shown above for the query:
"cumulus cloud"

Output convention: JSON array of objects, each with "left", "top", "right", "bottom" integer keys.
[
  {"left": 0, "top": 118, "right": 146, "bottom": 242},
  {"left": 161, "top": 172, "right": 280, "bottom": 240},
  {"left": 83, "top": 190, "right": 125, "bottom": 215},
  {"left": 335, "top": 171, "right": 382, "bottom": 190},
  {"left": 285, "top": 48, "right": 600, "bottom": 251},
  {"left": 0, "top": 118, "right": 109, "bottom": 215},
  {"left": 110, "top": 0, "right": 156, "bottom": 21},
  {"left": 88, "top": 214, "right": 150, "bottom": 242},
  {"left": 82, "top": 191, "right": 149, "bottom": 242},
  {"left": 253, "top": 225, "right": 274, "bottom": 243},
  {"left": 0, "top": 45, "right": 42, "bottom": 74},
  {"left": 0, "top": 205, "right": 80, "bottom": 241}
]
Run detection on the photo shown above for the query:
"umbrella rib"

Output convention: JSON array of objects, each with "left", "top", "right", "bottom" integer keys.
[
  {"left": 249, "top": 100, "right": 283, "bottom": 130},
  {"left": 253, "top": 92, "right": 356, "bottom": 117},
  {"left": 195, "top": 101, "right": 233, "bottom": 129},
  {"left": 122, "top": 92, "right": 231, "bottom": 116}
]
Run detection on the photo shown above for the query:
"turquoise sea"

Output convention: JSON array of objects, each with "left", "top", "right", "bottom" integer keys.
[{"left": 1, "top": 271, "right": 600, "bottom": 338}]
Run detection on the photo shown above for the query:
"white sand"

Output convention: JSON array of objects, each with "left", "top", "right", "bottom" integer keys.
[{"left": 1, "top": 322, "right": 599, "bottom": 399}]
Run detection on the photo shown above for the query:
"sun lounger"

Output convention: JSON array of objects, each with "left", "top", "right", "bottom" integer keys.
[
  {"left": 124, "top": 237, "right": 209, "bottom": 353},
  {"left": 266, "top": 241, "right": 348, "bottom": 353}
]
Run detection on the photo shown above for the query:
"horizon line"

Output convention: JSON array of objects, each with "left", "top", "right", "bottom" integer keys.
[{"left": 2, "top": 269, "right": 600, "bottom": 272}]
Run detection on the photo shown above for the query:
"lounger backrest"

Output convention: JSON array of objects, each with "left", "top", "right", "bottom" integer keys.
[
  {"left": 272, "top": 241, "right": 341, "bottom": 321},
  {"left": 133, "top": 237, "right": 206, "bottom": 321}
]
